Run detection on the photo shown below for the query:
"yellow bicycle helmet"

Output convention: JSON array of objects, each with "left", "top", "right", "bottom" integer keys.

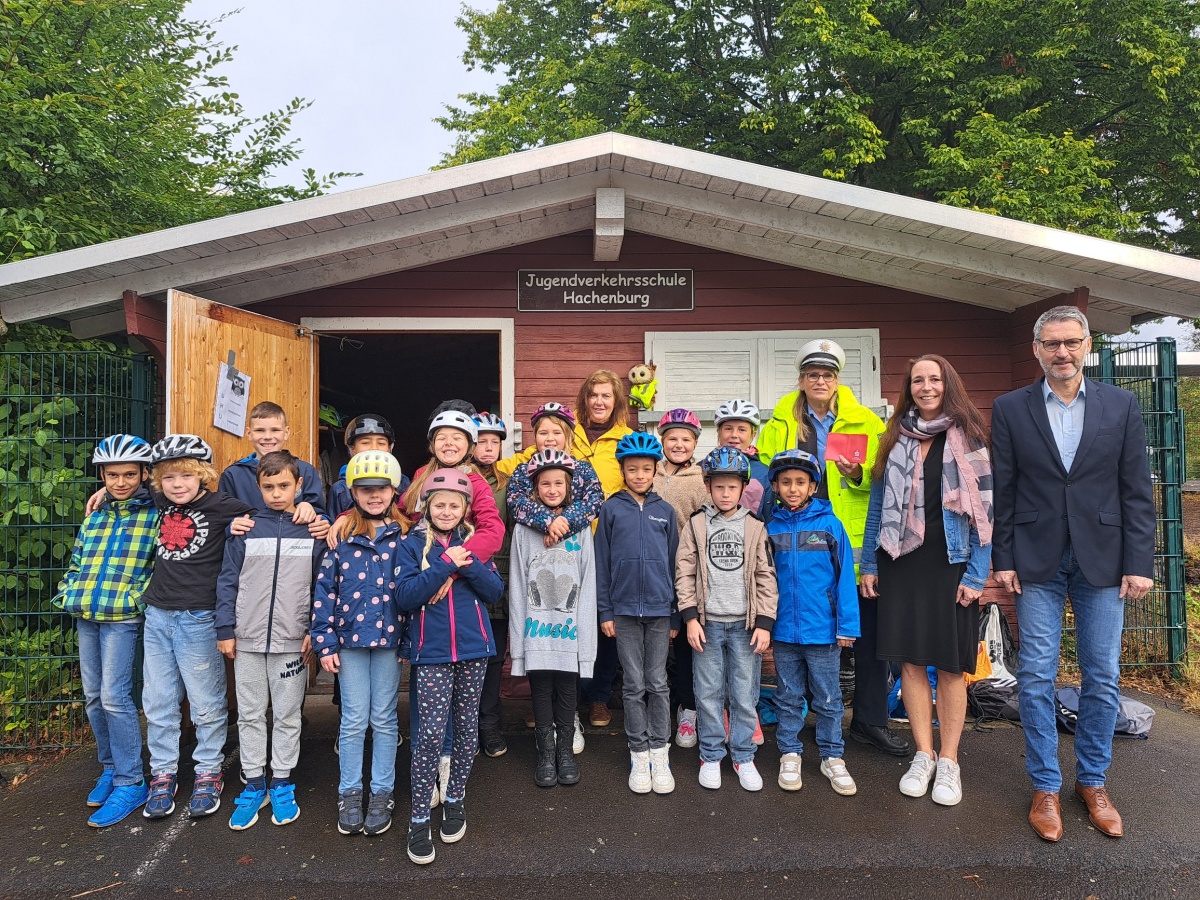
[{"left": 345, "top": 451, "right": 403, "bottom": 489}]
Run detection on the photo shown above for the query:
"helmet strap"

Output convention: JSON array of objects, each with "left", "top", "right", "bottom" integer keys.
[{"left": 352, "top": 500, "right": 388, "bottom": 523}]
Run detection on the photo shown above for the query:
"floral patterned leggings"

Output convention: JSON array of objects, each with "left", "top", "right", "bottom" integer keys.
[{"left": 410, "top": 658, "right": 488, "bottom": 823}]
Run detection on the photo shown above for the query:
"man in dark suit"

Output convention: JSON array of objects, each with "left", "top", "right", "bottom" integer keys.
[{"left": 991, "top": 305, "right": 1155, "bottom": 843}]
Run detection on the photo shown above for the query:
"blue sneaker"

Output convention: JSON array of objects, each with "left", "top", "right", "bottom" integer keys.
[
  {"left": 88, "top": 782, "right": 149, "bottom": 827},
  {"left": 269, "top": 782, "right": 300, "bottom": 826},
  {"left": 228, "top": 783, "right": 269, "bottom": 831},
  {"left": 87, "top": 769, "right": 115, "bottom": 807},
  {"left": 187, "top": 772, "right": 224, "bottom": 818},
  {"left": 143, "top": 773, "right": 177, "bottom": 819}
]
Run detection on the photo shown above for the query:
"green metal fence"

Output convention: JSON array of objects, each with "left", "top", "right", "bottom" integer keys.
[
  {"left": 1078, "top": 337, "right": 1188, "bottom": 673},
  {"left": 1, "top": 350, "right": 156, "bottom": 749}
]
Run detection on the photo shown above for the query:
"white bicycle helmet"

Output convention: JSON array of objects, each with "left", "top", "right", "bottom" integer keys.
[
  {"left": 428, "top": 409, "right": 479, "bottom": 443},
  {"left": 93, "top": 434, "right": 153, "bottom": 467},
  {"left": 473, "top": 412, "right": 508, "bottom": 439},
  {"left": 150, "top": 434, "right": 213, "bottom": 464},
  {"left": 713, "top": 399, "right": 761, "bottom": 428}
]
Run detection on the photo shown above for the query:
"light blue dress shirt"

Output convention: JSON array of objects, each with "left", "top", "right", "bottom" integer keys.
[
  {"left": 807, "top": 405, "right": 837, "bottom": 464},
  {"left": 1043, "top": 380, "right": 1086, "bottom": 470}
]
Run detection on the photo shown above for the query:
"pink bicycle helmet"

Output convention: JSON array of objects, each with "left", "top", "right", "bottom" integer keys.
[
  {"left": 657, "top": 408, "right": 702, "bottom": 438},
  {"left": 526, "top": 448, "right": 576, "bottom": 480},
  {"left": 531, "top": 401, "right": 577, "bottom": 431},
  {"left": 421, "top": 468, "right": 473, "bottom": 501}
]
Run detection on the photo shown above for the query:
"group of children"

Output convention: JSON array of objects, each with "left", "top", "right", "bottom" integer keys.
[{"left": 56, "top": 394, "right": 863, "bottom": 866}]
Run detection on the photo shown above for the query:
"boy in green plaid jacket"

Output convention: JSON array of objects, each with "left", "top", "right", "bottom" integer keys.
[{"left": 54, "top": 434, "right": 161, "bottom": 827}]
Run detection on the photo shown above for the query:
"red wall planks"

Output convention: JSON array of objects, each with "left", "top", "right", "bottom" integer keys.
[{"left": 256, "top": 231, "right": 1023, "bottom": 431}]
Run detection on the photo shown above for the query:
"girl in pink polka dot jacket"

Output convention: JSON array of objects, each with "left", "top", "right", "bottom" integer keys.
[{"left": 312, "top": 451, "right": 413, "bottom": 837}]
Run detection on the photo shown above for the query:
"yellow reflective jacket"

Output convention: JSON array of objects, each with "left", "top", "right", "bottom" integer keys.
[{"left": 757, "top": 385, "right": 884, "bottom": 563}]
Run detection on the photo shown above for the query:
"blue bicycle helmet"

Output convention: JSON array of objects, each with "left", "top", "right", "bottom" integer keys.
[
  {"left": 615, "top": 431, "right": 664, "bottom": 461},
  {"left": 767, "top": 449, "right": 822, "bottom": 484},
  {"left": 93, "top": 434, "right": 153, "bottom": 467},
  {"left": 699, "top": 446, "right": 751, "bottom": 482}
]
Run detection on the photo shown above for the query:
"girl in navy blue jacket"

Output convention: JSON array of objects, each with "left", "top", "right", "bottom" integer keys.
[
  {"left": 396, "top": 469, "right": 504, "bottom": 867},
  {"left": 312, "top": 452, "right": 411, "bottom": 839}
]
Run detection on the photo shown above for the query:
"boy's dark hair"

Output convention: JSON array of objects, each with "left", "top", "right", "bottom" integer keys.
[
  {"left": 249, "top": 401, "right": 287, "bottom": 424},
  {"left": 257, "top": 450, "right": 300, "bottom": 481}
]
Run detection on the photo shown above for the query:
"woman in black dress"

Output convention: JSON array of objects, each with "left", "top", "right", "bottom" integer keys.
[{"left": 859, "top": 355, "right": 993, "bottom": 807}]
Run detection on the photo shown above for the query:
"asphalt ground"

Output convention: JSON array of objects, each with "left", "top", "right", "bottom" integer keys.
[{"left": 2, "top": 690, "right": 1198, "bottom": 900}]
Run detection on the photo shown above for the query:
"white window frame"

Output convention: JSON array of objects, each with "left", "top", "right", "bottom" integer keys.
[
  {"left": 300, "top": 316, "right": 517, "bottom": 455},
  {"left": 643, "top": 328, "right": 884, "bottom": 432}
]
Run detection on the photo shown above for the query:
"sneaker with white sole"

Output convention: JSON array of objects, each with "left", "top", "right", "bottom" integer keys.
[
  {"left": 931, "top": 757, "right": 962, "bottom": 806},
  {"left": 698, "top": 760, "right": 722, "bottom": 790},
  {"left": 820, "top": 757, "right": 857, "bottom": 796},
  {"left": 649, "top": 746, "right": 675, "bottom": 794},
  {"left": 734, "top": 760, "right": 763, "bottom": 792},
  {"left": 573, "top": 712, "right": 585, "bottom": 754},
  {"left": 777, "top": 753, "right": 803, "bottom": 791},
  {"left": 628, "top": 750, "right": 652, "bottom": 794},
  {"left": 675, "top": 708, "right": 698, "bottom": 748},
  {"left": 899, "top": 751, "right": 938, "bottom": 798}
]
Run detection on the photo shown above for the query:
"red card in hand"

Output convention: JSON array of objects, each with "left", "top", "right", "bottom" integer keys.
[{"left": 824, "top": 432, "right": 867, "bottom": 464}]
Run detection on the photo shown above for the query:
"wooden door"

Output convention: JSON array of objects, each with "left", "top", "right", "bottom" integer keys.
[{"left": 165, "top": 289, "right": 318, "bottom": 473}]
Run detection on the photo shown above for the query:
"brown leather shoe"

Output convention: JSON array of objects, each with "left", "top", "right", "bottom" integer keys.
[
  {"left": 1029, "top": 791, "right": 1063, "bottom": 842},
  {"left": 588, "top": 702, "right": 612, "bottom": 727},
  {"left": 1075, "top": 782, "right": 1124, "bottom": 838}
]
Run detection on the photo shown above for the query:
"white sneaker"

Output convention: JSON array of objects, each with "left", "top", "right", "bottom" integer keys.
[
  {"left": 698, "top": 760, "right": 722, "bottom": 790},
  {"left": 573, "top": 712, "right": 585, "bottom": 754},
  {"left": 899, "top": 751, "right": 938, "bottom": 798},
  {"left": 931, "top": 757, "right": 962, "bottom": 806},
  {"left": 649, "top": 746, "right": 675, "bottom": 794},
  {"left": 437, "top": 755, "right": 451, "bottom": 805},
  {"left": 777, "top": 753, "right": 802, "bottom": 791},
  {"left": 628, "top": 750, "right": 652, "bottom": 794},
  {"left": 675, "top": 707, "right": 698, "bottom": 748},
  {"left": 733, "top": 760, "right": 763, "bottom": 792},
  {"left": 820, "top": 757, "right": 857, "bottom": 796}
]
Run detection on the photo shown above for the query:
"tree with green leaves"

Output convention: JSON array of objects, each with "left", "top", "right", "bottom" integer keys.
[
  {"left": 0, "top": 0, "right": 353, "bottom": 264},
  {"left": 440, "top": 0, "right": 1200, "bottom": 251}
]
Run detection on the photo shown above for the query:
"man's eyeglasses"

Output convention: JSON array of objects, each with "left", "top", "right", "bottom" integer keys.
[
  {"left": 804, "top": 372, "right": 838, "bottom": 383},
  {"left": 1037, "top": 338, "right": 1086, "bottom": 353}
]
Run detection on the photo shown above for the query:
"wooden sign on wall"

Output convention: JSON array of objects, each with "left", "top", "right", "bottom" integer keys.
[{"left": 518, "top": 269, "right": 694, "bottom": 312}]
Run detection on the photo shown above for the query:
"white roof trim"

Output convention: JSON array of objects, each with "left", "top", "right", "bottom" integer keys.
[{"left": 3, "top": 131, "right": 1200, "bottom": 328}]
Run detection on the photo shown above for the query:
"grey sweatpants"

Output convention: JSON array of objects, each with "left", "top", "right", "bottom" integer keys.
[{"left": 234, "top": 651, "right": 307, "bottom": 781}]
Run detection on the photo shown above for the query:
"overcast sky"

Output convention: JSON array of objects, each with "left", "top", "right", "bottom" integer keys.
[
  {"left": 185, "top": 1, "right": 500, "bottom": 187},
  {"left": 182, "top": 1, "right": 1190, "bottom": 344}
]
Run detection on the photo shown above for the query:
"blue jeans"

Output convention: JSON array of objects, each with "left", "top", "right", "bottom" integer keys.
[
  {"left": 339, "top": 648, "right": 401, "bottom": 794},
  {"left": 613, "top": 615, "right": 671, "bottom": 751},
  {"left": 77, "top": 617, "right": 144, "bottom": 786},
  {"left": 692, "top": 619, "right": 760, "bottom": 764},
  {"left": 142, "top": 606, "right": 227, "bottom": 777},
  {"left": 1016, "top": 544, "right": 1124, "bottom": 792},
  {"left": 774, "top": 642, "right": 844, "bottom": 759}
]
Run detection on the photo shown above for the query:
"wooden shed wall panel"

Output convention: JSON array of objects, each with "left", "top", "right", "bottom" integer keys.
[{"left": 256, "top": 232, "right": 1017, "bottom": 429}]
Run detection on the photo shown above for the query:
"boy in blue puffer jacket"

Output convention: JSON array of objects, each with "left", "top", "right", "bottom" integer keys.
[
  {"left": 765, "top": 450, "right": 860, "bottom": 798},
  {"left": 596, "top": 432, "right": 680, "bottom": 797},
  {"left": 396, "top": 469, "right": 504, "bottom": 866}
]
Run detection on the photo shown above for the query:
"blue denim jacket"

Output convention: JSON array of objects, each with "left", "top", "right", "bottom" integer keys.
[{"left": 859, "top": 476, "right": 991, "bottom": 591}]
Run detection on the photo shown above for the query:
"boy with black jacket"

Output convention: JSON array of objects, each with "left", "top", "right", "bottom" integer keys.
[
  {"left": 595, "top": 432, "right": 679, "bottom": 796},
  {"left": 216, "top": 451, "right": 324, "bottom": 830}
]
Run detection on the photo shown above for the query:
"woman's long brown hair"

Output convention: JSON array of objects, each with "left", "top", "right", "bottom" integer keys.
[
  {"left": 873, "top": 355, "right": 990, "bottom": 480},
  {"left": 575, "top": 369, "right": 629, "bottom": 430}
]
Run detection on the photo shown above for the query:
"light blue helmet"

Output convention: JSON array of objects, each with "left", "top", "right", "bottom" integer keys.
[
  {"left": 93, "top": 434, "right": 153, "bottom": 467},
  {"left": 615, "top": 431, "right": 663, "bottom": 461}
]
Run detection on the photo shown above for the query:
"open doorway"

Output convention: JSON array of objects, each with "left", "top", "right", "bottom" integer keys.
[{"left": 316, "top": 331, "right": 501, "bottom": 485}]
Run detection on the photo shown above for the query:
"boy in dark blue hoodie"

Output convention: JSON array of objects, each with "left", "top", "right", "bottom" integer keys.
[
  {"left": 218, "top": 401, "right": 327, "bottom": 521},
  {"left": 596, "top": 432, "right": 679, "bottom": 796}
]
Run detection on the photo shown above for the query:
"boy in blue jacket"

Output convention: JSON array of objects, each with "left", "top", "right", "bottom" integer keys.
[
  {"left": 596, "top": 432, "right": 679, "bottom": 796},
  {"left": 216, "top": 451, "right": 324, "bottom": 831},
  {"left": 765, "top": 450, "right": 860, "bottom": 798},
  {"left": 218, "top": 401, "right": 327, "bottom": 521}
]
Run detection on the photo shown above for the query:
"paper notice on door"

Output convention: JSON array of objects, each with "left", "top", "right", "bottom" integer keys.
[
  {"left": 213, "top": 362, "right": 251, "bottom": 436},
  {"left": 824, "top": 432, "right": 867, "bottom": 464}
]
